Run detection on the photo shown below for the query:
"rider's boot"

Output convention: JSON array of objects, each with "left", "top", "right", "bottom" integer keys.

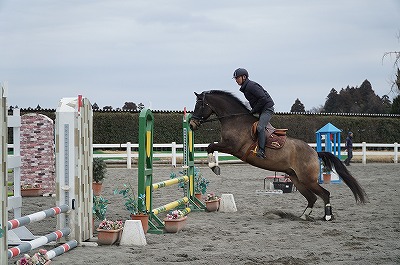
[{"left": 256, "top": 147, "right": 266, "bottom": 159}]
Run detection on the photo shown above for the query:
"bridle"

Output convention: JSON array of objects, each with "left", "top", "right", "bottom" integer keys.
[{"left": 191, "top": 92, "right": 249, "bottom": 125}]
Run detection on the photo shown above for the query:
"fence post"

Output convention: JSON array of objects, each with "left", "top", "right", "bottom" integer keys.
[
  {"left": 362, "top": 142, "right": 367, "bottom": 164},
  {"left": 172, "top": 142, "right": 176, "bottom": 167},
  {"left": 127, "top": 142, "right": 132, "bottom": 169},
  {"left": 1, "top": 83, "right": 8, "bottom": 265},
  {"left": 394, "top": 142, "right": 398, "bottom": 164}
]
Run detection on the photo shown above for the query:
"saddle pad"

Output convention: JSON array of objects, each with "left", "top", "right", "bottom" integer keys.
[
  {"left": 251, "top": 121, "right": 287, "bottom": 149},
  {"left": 266, "top": 133, "right": 286, "bottom": 149}
]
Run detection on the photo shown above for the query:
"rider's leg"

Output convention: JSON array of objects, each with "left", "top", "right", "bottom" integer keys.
[{"left": 256, "top": 108, "right": 274, "bottom": 158}]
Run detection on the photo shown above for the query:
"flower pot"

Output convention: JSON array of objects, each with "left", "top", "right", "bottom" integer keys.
[
  {"left": 21, "top": 188, "right": 42, "bottom": 197},
  {"left": 93, "top": 182, "right": 103, "bottom": 196},
  {"left": 163, "top": 216, "right": 187, "bottom": 233},
  {"left": 323, "top": 173, "right": 331, "bottom": 184},
  {"left": 194, "top": 193, "right": 203, "bottom": 207},
  {"left": 97, "top": 228, "right": 122, "bottom": 245},
  {"left": 131, "top": 214, "right": 149, "bottom": 234},
  {"left": 205, "top": 199, "right": 220, "bottom": 212}
]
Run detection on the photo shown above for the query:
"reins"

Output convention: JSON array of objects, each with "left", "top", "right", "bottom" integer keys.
[{"left": 199, "top": 113, "right": 249, "bottom": 123}]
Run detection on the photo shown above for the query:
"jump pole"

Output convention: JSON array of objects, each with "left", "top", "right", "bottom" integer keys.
[
  {"left": 8, "top": 228, "right": 71, "bottom": 258},
  {"left": 7, "top": 205, "right": 69, "bottom": 231}
]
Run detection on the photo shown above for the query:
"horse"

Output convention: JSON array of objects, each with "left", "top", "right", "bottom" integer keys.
[{"left": 189, "top": 90, "right": 367, "bottom": 221}]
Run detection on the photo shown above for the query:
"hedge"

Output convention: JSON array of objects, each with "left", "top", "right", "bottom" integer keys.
[{"left": 11, "top": 109, "right": 400, "bottom": 144}]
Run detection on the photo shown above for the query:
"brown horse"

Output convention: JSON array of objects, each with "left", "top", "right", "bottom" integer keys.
[{"left": 189, "top": 90, "right": 367, "bottom": 221}]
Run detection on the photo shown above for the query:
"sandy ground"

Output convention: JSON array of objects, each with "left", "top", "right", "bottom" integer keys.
[{"left": 7, "top": 163, "right": 400, "bottom": 265}]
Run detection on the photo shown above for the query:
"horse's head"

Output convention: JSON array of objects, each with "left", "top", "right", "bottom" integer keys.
[{"left": 190, "top": 91, "right": 214, "bottom": 130}]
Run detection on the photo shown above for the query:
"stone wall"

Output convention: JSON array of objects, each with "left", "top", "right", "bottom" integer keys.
[{"left": 20, "top": 113, "right": 55, "bottom": 195}]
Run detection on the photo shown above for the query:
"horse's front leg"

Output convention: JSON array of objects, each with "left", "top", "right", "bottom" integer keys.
[{"left": 206, "top": 142, "right": 230, "bottom": 175}]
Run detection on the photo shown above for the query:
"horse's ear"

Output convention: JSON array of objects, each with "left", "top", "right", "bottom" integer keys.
[{"left": 194, "top": 92, "right": 199, "bottom": 97}]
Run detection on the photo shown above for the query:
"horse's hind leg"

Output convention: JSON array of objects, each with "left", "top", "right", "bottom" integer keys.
[
  {"left": 289, "top": 176, "right": 317, "bottom": 220},
  {"left": 307, "top": 183, "right": 333, "bottom": 221}
]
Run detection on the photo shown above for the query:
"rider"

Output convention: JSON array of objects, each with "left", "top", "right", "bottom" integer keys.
[{"left": 233, "top": 68, "right": 275, "bottom": 159}]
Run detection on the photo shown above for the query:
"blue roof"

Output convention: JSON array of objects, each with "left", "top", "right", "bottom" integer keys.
[{"left": 316, "top": 123, "right": 342, "bottom": 133}]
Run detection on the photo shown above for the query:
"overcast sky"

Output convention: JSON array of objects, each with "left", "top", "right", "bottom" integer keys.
[{"left": 1, "top": 1, "right": 399, "bottom": 112}]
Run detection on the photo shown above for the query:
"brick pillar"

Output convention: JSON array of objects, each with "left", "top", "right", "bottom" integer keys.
[{"left": 20, "top": 113, "right": 55, "bottom": 195}]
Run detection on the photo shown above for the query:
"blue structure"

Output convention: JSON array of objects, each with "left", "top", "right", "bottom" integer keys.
[{"left": 316, "top": 123, "right": 342, "bottom": 184}]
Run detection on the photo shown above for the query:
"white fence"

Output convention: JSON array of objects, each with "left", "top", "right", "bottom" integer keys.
[
  {"left": 89, "top": 142, "right": 399, "bottom": 168},
  {"left": 8, "top": 142, "right": 399, "bottom": 168}
]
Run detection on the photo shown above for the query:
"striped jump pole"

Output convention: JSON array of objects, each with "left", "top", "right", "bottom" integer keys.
[
  {"left": 45, "top": 240, "right": 78, "bottom": 260},
  {"left": 8, "top": 228, "right": 70, "bottom": 258},
  {"left": 152, "top": 197, "right": 190, "bottom": 215},
  {"left": 152, "top": 176, "right": 189, "bottom": 190},
  {"left": 7, "top": 205, "right": 69, "bottom": 230}
]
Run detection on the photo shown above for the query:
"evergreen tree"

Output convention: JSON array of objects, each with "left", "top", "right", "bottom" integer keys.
[
  {"left": 323, "top": 88, "right": 339, "bottom": 112},
  {"left": 391, "top": 95, "right": 400, "bottom": 114},
  {"left": 290, "top": 98, "right": 305, "bottom": 112}
]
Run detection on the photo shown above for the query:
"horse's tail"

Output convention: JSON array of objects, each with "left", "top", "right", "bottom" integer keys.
[{"left": 318, "top": 152, "right": 367, "bottom": 204}]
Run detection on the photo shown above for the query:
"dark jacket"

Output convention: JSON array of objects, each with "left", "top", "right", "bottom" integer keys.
[
  {"left": 239, "top": 79, "right": 274, "bottom": 114},
  {"left": 345, "top": 136, "right": 353, "bottom": 150}
]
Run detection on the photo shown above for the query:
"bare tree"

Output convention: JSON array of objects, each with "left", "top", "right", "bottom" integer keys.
[{"left": 383, "top": 31, "right": 400, "bottom": 93}]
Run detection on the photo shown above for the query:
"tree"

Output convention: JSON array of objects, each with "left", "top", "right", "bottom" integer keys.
[
  {"left": 383, "top": 31, "right": 399, "bottom": 94},
  {"left": 137, "top": 103, "right": 145, "bottom": 111},
  {"left": 323, "top": 88, "right": 339, "bottom": 112},
  {"left": 92, "top": 103, "right": 99, "bottom": 110},
  {"left": 308, "top": 105, "right": 324, "bottom": 113},
  {"left": 290, "top": 98, "right": 305, "bottom": 112},
  {"left": 103, "top": 106, "right": 113, "bottom": 110},
  {"left": 391, "top": 95, "right": 400, "bottom": 114},
  {"left": 122, "top": 102, "right": 137, "bottom": 111},
  {"left": 323, "top": 80, "right": 390, "bottom": 114}
]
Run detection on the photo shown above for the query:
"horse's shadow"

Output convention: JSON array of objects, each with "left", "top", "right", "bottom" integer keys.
[{"left": 263, "top": 210, "right": 314, "bottom": 221}]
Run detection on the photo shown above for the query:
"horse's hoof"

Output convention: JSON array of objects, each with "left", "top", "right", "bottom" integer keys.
[
  {"left": 323, "top": 215, "right": 334, "bottom": 221},
  {"left": 212, "top": 166, "right": 220, "bottom": 175}
]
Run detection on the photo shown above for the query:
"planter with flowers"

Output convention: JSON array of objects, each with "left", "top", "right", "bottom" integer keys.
[
  {"left": 96, "top": 219, "right": 124, "bottom": 245},
  {"left": 114, "top": 183, "right": 148, "bottom": 233},
  {"left": 205, "top": 193, "right": 220, "bottom": 212},
  {"left": 16, "top": 249, "right": 51, "bottom": 265},
  {"left": 322, "top": 165, "right": 331, "bottom": 184},
  {"left": 93, "top": 158, "right": 107, "bottom": 196},
  {"left": 163, "top": 210, "right": 187, "bottom": 233},
  {"left": 21, "top": 182, "right": 42, "bottom": 197}
]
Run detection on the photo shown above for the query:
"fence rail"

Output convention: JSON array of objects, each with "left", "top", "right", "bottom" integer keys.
[
  {"left": 8, "top": 142, "right": 398, "bottom": 168},
  {"left": 89, "top": 142, "right": 399, "bottom": 167}
]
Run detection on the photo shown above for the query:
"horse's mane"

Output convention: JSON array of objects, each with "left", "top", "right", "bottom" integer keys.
[{"left": 205, "top": 90, "right": 249, "bottom": 110}]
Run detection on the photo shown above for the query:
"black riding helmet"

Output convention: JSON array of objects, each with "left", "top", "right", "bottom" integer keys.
[{"left": 233, "top": 68, "right": 249, "bottom": 79}]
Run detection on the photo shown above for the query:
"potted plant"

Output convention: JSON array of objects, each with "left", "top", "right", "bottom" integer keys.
[
  {"left": 204, "top": 193, "right": 220, "bottom": 212},
  {"left": 17, "top": 249, "right": 51, "bottom": 265},
  {"left": 163, "top": 209, "right": 187, "bottom": 233},
  {"left": 194, "top": 167, "right": 209, "bottom": 201},
  {"left": 21, "top": 181, "right": 42, "bottom": 197},
  {"left": 322, "top": 164, "right": 331, "bottom": 184},
  {"left": 93, "top": 158, "right": 107, "bottom": 195},
  {"left": 114, "top": 183, "right": 148, "bottom": 233},
  {"left": 93, "top": 195, "right": 109, "bottom": 221},
  {"left": 96, "top": 219, "right": 124, "bottom": 245}
]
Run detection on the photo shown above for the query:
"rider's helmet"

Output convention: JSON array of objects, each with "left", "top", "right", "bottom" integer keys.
[{"left": 233, "top": 68, "right": 249, "bottom": 79}]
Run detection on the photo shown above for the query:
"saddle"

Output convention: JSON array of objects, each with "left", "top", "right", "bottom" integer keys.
[{"left": 251, "top": 121, "right": 287, "bottom": 150}]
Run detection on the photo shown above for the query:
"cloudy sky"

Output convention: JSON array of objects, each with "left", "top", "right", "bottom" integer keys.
[{"left": 1, "top": 1, "right": 399, "bottom": 112}]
